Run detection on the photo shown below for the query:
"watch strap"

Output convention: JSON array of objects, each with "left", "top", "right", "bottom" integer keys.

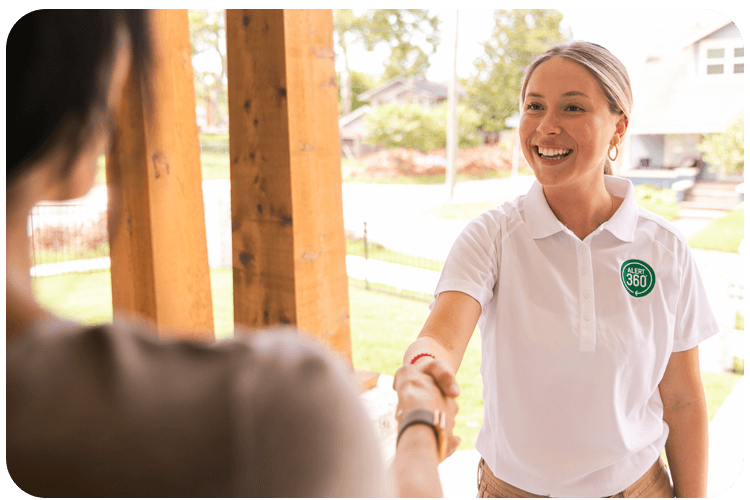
[{"left": 396, "top": 408, "right": 447, "bottom": 462}]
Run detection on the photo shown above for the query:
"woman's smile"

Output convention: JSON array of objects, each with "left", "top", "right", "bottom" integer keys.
[{"left": 534, "top": 146, "right": 573, "bottom": 161}]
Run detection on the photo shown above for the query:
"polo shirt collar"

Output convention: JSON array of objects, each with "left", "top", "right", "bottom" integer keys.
[{"left": 523, "top": 175, "right": 638, "bottom": 242}]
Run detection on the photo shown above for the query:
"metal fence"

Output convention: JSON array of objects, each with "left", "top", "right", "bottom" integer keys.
[
  {"left": 28, "top": 204, "right": 110, "bottom": 277},
  {"left": 346, "top": 222, "right": 443, "bottom": 303},
  {"left": 28, "top": 204, "right": 443, "bottom": 304}
]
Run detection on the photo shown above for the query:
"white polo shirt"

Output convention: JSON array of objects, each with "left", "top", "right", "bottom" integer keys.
[{"left": 433, "top": 176, "right": 718, "bottom": 497}]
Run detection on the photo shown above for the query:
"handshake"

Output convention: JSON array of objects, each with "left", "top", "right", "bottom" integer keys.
[{"left": 393, "top": 355, "right": 462, "bottom": 465}]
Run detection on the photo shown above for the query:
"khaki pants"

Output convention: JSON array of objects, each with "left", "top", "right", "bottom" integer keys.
[{"left": 477, "top": 457, "right": 674, "bottom": 498}]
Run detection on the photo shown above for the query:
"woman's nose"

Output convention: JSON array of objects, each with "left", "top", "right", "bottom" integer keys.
[{"left": 538, "top": 111, "right": 561, "bottom": 135}]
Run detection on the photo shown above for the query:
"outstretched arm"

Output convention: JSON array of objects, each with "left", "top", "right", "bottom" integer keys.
[{"left": 404, "top": 291, "right": 481, "bottom": 374}]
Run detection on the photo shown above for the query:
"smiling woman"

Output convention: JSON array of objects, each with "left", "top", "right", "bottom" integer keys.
[
  {"left": 518, "top": 42, "right": 632, "bottom": 240},
  {"left": 402, "top": 40, "right": 720, "bottom": 498}
]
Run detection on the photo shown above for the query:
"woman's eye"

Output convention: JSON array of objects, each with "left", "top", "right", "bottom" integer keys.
[
  {"left": 525, "top": 103, "right": 542, "bottom": 111},
  {"left": 566, "top": 105, "right": 584, "bottom": 112}
]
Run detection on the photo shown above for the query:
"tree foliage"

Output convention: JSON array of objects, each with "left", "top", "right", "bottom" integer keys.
[
  {"left": 465, "top": 10, "right": 569, "bottom": 132},
  {"left": 337, "top": 70, "right": 378, "bottom": 115},
  {"left": 334, "top": 9, "right": 440, "bottom": 114},
  {"left": 696, "top": 118, "right": 744, "bottom": 175},
  {"left": 189, "top": 9, "right": 227, "bottom": 128},
  {"left": 364, "top": 103, "right": 483, "bottom": 152}
]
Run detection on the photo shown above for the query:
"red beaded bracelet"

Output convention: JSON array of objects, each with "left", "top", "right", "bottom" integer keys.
[{"left": 410, "top": 353, "right": 435, "bottom": 364}]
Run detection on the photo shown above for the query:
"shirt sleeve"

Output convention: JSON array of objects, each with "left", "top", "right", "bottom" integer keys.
[
  {"left": 431, "top": 209, "right": 502, "bottom": 311},
  {"left": 671, "top": 245, "right": 721, "bottom": 352},
  {"left": 7, "top": 320, "right": 391, "bottom": 497}
]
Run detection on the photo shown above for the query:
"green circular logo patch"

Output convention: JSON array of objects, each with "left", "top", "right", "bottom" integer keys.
[{"left": 621, "top": 259, "right": 655, "bottom": 297}]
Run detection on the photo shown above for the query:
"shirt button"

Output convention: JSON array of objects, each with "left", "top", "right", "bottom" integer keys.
[
  {"left": 584, "top": 290, "right": 590, "bottom": 298},
  {"left": 579, "top": 246, "right": 586, "bottom": 253},
  {"left": 580, "top": 268, "right": 588, "bottom": 275},
  {"left": 584, "top": 314, "right": 591, "bottom": 321}
]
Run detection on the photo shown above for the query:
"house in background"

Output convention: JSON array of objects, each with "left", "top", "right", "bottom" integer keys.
[
  {"left": 622, "top": 19, "right": 743, "bottom": 184},
  {"left": 339, "top": 105, "right": 376, "bottom": 159},
  {"left": 339, "top": 76, "right": 466, "bottom": 159}
]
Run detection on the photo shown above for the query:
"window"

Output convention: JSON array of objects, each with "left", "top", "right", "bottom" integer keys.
[
  {"left": 699, "top": 40, "right": 743, "bottom": 78},
  {"left": 734, "top": 46, "right": 745, "bottom": 74}
]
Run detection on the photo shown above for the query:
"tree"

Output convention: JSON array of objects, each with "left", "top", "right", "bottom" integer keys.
[
  {"left": 696, "top": 118, "right": 744, "bottom": 175},
  {"left": 336, "top": 70, "right": 377, "bottom": 115},
  {"left": 334, "top": 9, "right": 440, "bottom": 115},
  {"left": 364, "top": 102, "right": 483, "bottom": 151},
  {"left": 465, "top": 10, "right": 569, "bottom": 133},
  {"left": 189, "top": 9, "right": 227, "bottom": 130}
]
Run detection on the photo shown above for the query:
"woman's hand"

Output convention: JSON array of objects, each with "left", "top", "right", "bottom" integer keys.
[{"left": 393, "top": 356, "right": 461, "bottom": 458}]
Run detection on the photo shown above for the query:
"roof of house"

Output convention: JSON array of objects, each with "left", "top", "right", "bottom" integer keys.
[
  {"left": 358, "top": 76, "right": 466, "bottom": 102},
  {"left": 629, "top": 21, "right": 743, "bottom": 135},
  {"left": 338, "top": 104, "right": 371, "bottom": 128},
  {"left": 682, "top": 19, "right": 734, "bottom": 49}
]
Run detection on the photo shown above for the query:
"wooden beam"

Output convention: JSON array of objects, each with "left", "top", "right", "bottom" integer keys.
[
  {"left": 226, "top": 9, "right": 352, "bottom": 365},
  {"left": 107, "top": 9, "right": 214, "bottom": 341}
]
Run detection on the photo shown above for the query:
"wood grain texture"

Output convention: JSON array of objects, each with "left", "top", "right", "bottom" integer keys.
[
  {"left": 107, "top": 9, "right": 214, "bottom": 341},
  {"left": 227, "top": 9, "right": 352, "bottom": 365}
]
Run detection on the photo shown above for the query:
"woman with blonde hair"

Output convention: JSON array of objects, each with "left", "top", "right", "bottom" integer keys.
[{"left": 401, "top": 41, "right": 717, "bottom": 497}]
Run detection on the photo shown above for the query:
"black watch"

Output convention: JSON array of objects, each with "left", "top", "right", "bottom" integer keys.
[{"left": 396, "top": 408, "right": 447, "bottom": 462}]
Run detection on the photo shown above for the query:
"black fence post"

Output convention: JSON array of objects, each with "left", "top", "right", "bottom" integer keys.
[{"left": 363, "top": 221, "right": 370, "bottom": 290}]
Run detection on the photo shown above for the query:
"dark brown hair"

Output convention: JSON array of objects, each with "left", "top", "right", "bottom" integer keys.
[{"left": 6, "top": 10, "right": 153, "bottom": 181}]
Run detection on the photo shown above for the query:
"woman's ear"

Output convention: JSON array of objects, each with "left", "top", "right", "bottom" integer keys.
[
  {"left": 615, "top": 114, "right": 629, "bottom": 142},
  {"left": 613, "top": 115, "right": 628, "bottom": 145}
]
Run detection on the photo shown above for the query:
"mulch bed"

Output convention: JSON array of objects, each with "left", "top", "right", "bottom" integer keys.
[{"left": 357, "top": 145, "right": 530, "bottom": 179}]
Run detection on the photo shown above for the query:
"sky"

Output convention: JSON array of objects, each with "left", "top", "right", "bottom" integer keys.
[{"left": 337, "top": 7, "right": 742, "bottom": 84}]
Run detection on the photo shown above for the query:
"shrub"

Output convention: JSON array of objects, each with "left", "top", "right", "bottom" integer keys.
[
  {"left": 696, "top": 118, "right": 744, "bottom": 175},
  {"left": 364, "top": 102, "right": 483, "bottom": 152}
]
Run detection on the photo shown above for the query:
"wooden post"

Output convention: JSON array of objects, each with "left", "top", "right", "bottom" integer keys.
[
  {"left": 226, "top": 9, "right": 353, "bottom": 365},
  {"left": 107, "top": 9, "right": 214, "bottom": 341}
]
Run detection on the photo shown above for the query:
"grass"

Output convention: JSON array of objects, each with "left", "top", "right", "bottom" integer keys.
[
  {"left": 346, "top": 239, "right": 444, "bottom": 272},
  {"left": 32, "top": 270, "right": 114, "bottom": 326},
  {"left": 32, "top": 270, "right": 744, "bottom": 453},
  {"left": 688, "top": 206, "right": 745, "bottom": 253},
  {"left": 736, "top": 313, "right": 744, "bottom": 331},
  {"left": 634, "top": 185, "right": 681, "bottom": 221}
]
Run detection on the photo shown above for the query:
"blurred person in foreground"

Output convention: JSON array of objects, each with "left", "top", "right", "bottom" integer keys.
[
  {"left": 402, "top": 41, "right": 717, "bottom": 498},
  {"left": 6, "top": 10, "right": 459, "bottom": 497}
]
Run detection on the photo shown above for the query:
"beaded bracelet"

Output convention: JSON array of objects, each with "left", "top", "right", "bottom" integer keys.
[{"left": 410, "top": 353, "right": 435, "bottom": 364}]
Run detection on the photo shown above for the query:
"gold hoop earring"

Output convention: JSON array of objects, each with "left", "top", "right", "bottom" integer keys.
[{"left": 608, "top": 144, "right": 619, "bottom": 162}]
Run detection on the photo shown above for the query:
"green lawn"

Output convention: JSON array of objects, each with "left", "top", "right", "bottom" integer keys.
[
  {"left": 346, "top": 239, "right": 444, "bottom": 272},
  {"left": 32, "top": 269, "right": 743, "bottom": 452},
  {"left": 688, "top": 206, "right": 744, "bottom": 253}
]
